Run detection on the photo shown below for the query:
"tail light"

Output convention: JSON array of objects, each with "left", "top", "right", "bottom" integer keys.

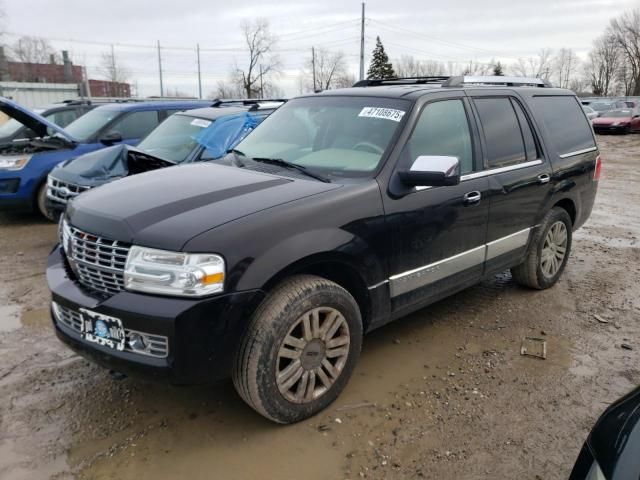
[{"left": 593, "top": 155, "right": 602, "bottom": 181}]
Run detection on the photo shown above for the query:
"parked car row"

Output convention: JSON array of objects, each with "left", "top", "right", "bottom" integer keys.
[{"left": 42, "top": 75, "right": 602, "bottom": 424}]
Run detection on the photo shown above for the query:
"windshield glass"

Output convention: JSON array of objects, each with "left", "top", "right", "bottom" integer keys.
[
  {"left": 590, "top": 102, "right": 613, "bottom": 112},
  {"left": 234, "top": 96, "right": 411, "bottom": 178},
  {"left": 63, "top": 108, "right": 120, "bottom": 142},
  {"left": 0, "top": 118, "right": 25, "bottom": 138},
  {"left": 137, "top": 114, "right": 210, "bottom": 162},
  {"left": 605, "top": 109, "right": 633, "bottom": 118}
]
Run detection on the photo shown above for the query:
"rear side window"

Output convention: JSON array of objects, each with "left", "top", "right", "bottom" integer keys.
[
  {"left": 532, "top": 96, "right": 596, "bottom": 155},
  {"left": 474, "top": 97, "right": 526, "bottom": 168},
  {"left": 110, "top": 110, "right": 159, "bottom": 139},
  {"left": 511, "top": 101, "right": 538, "bottom": 161}
]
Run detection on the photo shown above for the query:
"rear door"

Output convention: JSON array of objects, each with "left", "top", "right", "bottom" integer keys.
[
  {"left": 468, "top": 92, "right": 553, "bottom": 274},
  {"left": 382, "top": 94, "right": 490, "bottom": 316}
]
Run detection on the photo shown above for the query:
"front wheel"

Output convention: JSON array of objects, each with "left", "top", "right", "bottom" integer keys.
[
  {"left": 233, "top": 275, "right": 362, "bottom": 423},
  {"left": 511, "top": 207, "right": 572, "bottom": 289},
  {"left": 35, "top": 182, "right": 56, "bottom": 222}
]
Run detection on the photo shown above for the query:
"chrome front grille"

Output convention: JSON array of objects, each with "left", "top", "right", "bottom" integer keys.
[
  {"left": 47, "top": 176, "right": 91, "bottom": 204},
  {"left": 66, "top": 224, "right": 130, "bottom": 296},
  {"left": 52, "top": 302, "right": 169, "bottom": 358}
]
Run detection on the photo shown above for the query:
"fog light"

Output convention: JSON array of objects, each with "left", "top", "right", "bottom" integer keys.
[{"left": 128, "top": 332, "right": 147, "bottom": 352}]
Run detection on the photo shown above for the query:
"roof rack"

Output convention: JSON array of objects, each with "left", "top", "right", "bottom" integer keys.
[
  {"left": 353, "top": 76, "right": 450, "bottom": 87},
  {"left": 442, "top": 76, "right": 552, "bottom": 88},
  {"left": 210, "top": 98, "right": 288, "bottom": 110}
]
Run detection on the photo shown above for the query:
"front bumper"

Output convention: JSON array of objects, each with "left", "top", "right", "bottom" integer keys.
[
  {"left": 593, "top": 124, "right": 629, "bottom": 134},
  {"left": 47, "top": 246, "right": 265, "bottom": 384}
]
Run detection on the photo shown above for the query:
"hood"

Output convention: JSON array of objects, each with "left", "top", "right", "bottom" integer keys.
[
  {"left": 50, "top": 144, "right": 174, "bottom": 187},
  {"left": 593, "top": 116, "right": 631, "bottom": 124},
  {"left": 66, "top": 162, "right": 341, "bottom": 251},
  {"left": 0, "top": 96, "right": 78, "bottom": 143}
]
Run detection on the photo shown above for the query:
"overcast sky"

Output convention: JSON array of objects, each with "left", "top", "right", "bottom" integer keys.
[{"left": 3, "top": 0, "right": 639, "bottom": 97}]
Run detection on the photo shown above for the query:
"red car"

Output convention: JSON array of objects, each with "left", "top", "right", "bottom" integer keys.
[{"left": 592, "top": 108, "right": 640, "bottom": 134}]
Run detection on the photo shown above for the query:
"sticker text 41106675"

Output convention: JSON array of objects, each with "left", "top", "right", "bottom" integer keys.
[{"left": 358, "top": 107, "right": 406, "bottom": 122}]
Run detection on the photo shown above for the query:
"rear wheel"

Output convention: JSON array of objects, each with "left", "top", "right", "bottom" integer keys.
[
  {"left": 233, "top": 275, "right": 362, "bottom": 423},
  {"left": 511, "top": 207, "right": 572, "bottom": 289},
  {"left": 35, "top": 182, "right": 56, "bottom": 222}
]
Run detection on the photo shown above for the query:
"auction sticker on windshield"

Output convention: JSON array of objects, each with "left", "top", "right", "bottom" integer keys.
[
  {"left": 190, "top": 118, "right": 212, "bottom": 128},
  {"left": 358, "top": 107, "right": 406, "bottom": 122}
]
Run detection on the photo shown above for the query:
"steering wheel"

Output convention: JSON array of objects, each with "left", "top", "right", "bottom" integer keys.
[{"left": 353, "top": 142, "right": 384, "bottom": 155}]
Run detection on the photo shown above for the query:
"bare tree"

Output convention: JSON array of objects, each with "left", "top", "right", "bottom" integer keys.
[
  {"left": 234, "top": 18, "right": 280, "bottom": 98},
  {"left": 554, "top": 48, "right": 579, "bottom": 88},
  {"left": 610, "top": 9, "right": 640, "bottom": 95},
  {"left": 510, "top": 49, "right": 553, "bottom": 78},
  {"left": 97, "top": 48, "right": 130, "bottom": 96},
  {"left": 306, "top": 48, "right": 347, "bottom": 91},
  {"left": 395, "top": 55, "right": 445, "bottom": 77},
  {"left": 11, "top": 35, "right": 58, "bottom": 64},
  {"left": 333, "top": 71, "right": 356, "bottom": 89},
  {"left": 585, "top": 32, "right": 620, "bottom": 96},
  {"left": 213, "top": 80, "right": 243, "bottom": 99}
]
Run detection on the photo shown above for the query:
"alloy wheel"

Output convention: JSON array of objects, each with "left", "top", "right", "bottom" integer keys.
[{"left": 541, "top": 221, "right": 568, "bottom": 278}]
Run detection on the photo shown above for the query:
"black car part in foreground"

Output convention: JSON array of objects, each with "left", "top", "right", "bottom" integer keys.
[{"left": 48, "top": 75, "right": 600, "bottom": 423}]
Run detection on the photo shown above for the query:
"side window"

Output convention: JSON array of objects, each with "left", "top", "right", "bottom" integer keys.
[
  {"left": 511, "top": 100, "right": 538, "bottom": 161},
  {"left": 47, "top": 110, "right": 78, "bottom": 128},
  {"left": 474, "top": 97, "right": 526, "bottom": 168},
  {"left": 405, "top": 99, "right": 474, "bottom": 174},
  {"left": 110, "top": 110, "right": 159, "bottom": 139},
  {"left": 531, "top": 96, "right": 596, "bottom": 156}
]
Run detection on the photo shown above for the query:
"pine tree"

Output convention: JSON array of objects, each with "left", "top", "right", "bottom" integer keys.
[
  {"left": 492, "top": 61, "right": 504, "bottom": 76},
  {"left": 367, "top": 36, "right": 396, "bottom": 79}
]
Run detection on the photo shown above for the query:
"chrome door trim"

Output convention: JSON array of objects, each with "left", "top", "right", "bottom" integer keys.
[
  {"left": 558, "top": 146, "right": 597, "bottom": 159},
  {"left": 460, "top": 159, "right": 543, "bottom": 181},
  {"left": 389, "top": 246, "right": 485, "bottom": 297},
  {"left": 388, "top": 227, "right": 534, "bottom": 297},
  {"left": 485, "top": 227, "right": 531, "bottom": 260}
]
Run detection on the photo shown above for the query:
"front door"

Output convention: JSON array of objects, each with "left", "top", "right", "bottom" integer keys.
[{"left": 382, "top": 97, "right": 490, "bottom": 318}]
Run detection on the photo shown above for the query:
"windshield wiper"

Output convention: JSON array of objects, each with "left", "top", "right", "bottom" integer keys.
[
  {"left": 228, "top": 148, "right": 246, "bottom": 157},
  {"left": 249, "top": 157, "right": 331, "bottom": 183}
]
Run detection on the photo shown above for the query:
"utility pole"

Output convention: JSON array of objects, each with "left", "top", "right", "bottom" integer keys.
[
  {"left": 359, "top": 2, "right": 365, "bottom": 81},
  {"left": 157, "top": 40, "right": 164, "bottom": 97},
  {"left": 110, "top": 44, "right": 117, "bottom": 97},
  {"left": 259, "top": 64, "right": 264, "bottom": 98},
  {"left": 82, "top": 66, "right": 92, "bottom": 101},
  {"left": 311, "top": 47, "right": 317, "bottom": 92},
  {"left": 196, "top": 43, "right": 202, "bottom": 99}
]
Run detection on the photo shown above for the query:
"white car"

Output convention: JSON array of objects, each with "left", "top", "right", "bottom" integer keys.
[{"left": 583, "top": 105, "right": 598, "bottom": 121}]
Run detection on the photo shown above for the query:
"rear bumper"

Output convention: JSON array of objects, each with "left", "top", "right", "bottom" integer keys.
[{"left": 47, "top": 246, "right": 265, "bottom": 384}]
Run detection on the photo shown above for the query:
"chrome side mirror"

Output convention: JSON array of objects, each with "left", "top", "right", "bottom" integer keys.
[{"left": 398, "top": 155, "right": 460, "bottom": 187}]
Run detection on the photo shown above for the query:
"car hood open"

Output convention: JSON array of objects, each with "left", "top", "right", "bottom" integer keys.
[
  {"left": 0, "top": 97, "right": 78, "bottom": 143},
  {"left": 66, "top": 162, "right": 341, "bottom": 251},
  {"left": 51, "top": 144, "right": 175, "bottom": 187}
]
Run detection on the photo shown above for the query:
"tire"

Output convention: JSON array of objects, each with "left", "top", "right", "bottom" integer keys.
[
  {"left": 511, "top": 207, "right": 573, "bottom": 290},
  {"left": 233, "top": 274, "right": 362, "bottom": 424},
  {"left": 35, "top": 182, "right": 56, "bottom": 222}
]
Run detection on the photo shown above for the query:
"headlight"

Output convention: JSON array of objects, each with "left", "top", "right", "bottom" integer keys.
[
  {"left": 0, "top": 155, "right": 32, "bottom": 170},
  {"left": 124, "top": 246, "right": 225, "bottom": 297}
]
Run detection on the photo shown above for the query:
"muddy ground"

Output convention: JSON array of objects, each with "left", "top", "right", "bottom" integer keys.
[{"left": 0, "top": 134, "right": 638, "bottom": 480}]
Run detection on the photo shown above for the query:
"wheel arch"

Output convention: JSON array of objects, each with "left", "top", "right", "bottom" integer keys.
[
  {"left": 262, "top": 252, "right": 373, "bottom": 332},
  {"left": 552, "top": 197, "right": 577, "bottom": 227}
]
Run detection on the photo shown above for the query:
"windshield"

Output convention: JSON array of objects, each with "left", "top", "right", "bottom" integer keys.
[
  {"left": 605, "top": 109, "right": 633, "bottom": 118},
  {"left": 590, "top": 102, "right": 613, "bottom": 112},
  {"left": 234, "top": 96, "right": 411, "bottom": 178},
  {"left": 63, "top": 108, "right": 120, "bottom": 142},
  {"left": 583, "top": 106, "right": 594, "bottom": 113},
  {"left": 137, "top": 114, "right": 210, "bottom": 162},
  {"left": 0, "top": 118, "right": 25, "bottom": 139}
]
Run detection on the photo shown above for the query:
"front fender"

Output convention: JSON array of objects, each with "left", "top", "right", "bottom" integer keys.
[{"left": 232, "top": 227, "right": 385, "bottom": 292}]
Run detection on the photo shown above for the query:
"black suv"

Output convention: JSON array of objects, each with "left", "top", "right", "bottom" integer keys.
[{"left": 47, "top": 76, "right": 600, "bottom": 423}]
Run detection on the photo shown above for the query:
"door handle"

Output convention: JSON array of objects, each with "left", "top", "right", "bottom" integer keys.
[
  {"left": 537, "top": 173, "right": 551, "bottom": 185},
  {"left": 463, "top": 191, "right": 482, "bottom": 205}
]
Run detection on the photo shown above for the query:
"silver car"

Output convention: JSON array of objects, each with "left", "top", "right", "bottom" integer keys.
[{"left": 582, "top": 105, "right": 598, "bottom": 121}]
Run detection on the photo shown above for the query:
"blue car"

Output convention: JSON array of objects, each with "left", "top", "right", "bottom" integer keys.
[
  {"left": 0, "top": 97, "right": 210, "bottom": 218},
  {"left": 45, "top": 99, "right": 285, "bottom": 220}
]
